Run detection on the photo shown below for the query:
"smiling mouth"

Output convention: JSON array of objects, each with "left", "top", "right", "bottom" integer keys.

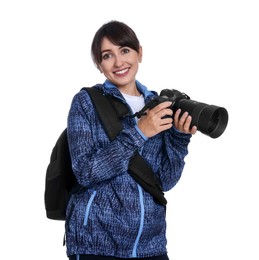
[{"left": 114, "top": 68, "right": 129, "bottom": 76}]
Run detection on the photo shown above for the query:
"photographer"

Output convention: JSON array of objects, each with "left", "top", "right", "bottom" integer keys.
[{"left": 66, "top": 20, "right": 196, "bottom": 260}]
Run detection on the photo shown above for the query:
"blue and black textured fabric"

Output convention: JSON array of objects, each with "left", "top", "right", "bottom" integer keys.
[{"left": 65, "top": 80, "right": 191, "bottom": 258}]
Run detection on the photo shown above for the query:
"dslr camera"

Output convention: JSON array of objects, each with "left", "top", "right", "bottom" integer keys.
[{"left": 136, "top": 89, "right": 228, "bottom": 138}]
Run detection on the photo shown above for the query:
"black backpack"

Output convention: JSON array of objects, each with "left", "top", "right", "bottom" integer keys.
[{"left": 44, "top": 87, "right": 167, "bottom": 221}]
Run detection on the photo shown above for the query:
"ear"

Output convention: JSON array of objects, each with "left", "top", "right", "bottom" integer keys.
[{"left": 138, "top": 46, "right": 143, "bottom": 63}]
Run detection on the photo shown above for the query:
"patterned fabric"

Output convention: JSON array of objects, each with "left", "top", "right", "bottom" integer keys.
[{"left": 65, "top": 80, "right": 191, "bottom": 258}]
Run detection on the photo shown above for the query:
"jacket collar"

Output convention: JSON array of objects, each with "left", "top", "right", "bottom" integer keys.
[{"left": 100, "top": 80, "right": 156, "bottom": 102}]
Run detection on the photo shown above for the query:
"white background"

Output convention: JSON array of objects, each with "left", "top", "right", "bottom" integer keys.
[{"left": 0, "top": 0, "right": 258, "bottom": 259}]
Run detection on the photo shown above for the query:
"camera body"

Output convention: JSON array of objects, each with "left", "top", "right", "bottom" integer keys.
[
  {"left": 143, "top": 89, "right": 190, "bottom": 111},
  {"left": 141, "top": 89, "right": 228, "bottom": 138}
]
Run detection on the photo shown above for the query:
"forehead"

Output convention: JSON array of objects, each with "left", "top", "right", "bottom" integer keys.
[{"left": 101, "top": 37, "right": 122, "bottom": 52}]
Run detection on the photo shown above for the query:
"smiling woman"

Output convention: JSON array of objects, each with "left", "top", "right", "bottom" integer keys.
[
  {"left": 65, "top": 20, "right": 196, "bottom": 260},
  {"left": 97, "top": 37, "right": 142, "bottom": 94},
  {"left": 91, "top": 21, "right": 143, "bottom": 95}
]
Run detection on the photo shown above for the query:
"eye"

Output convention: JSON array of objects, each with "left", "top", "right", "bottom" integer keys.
[
  {"left": 121, "top": 48, "right": 130, "bottom": 54},
  {"left": 102, "top": 53, "right": 112, "bottom": 60}
]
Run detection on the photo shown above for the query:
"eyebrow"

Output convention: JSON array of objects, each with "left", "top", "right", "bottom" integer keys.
[
  {"left": 101, "top": 49, "right": 112, "bottom": 54},
  {"left": 101, "top": 46, "right": 124, "bottom": 54}
]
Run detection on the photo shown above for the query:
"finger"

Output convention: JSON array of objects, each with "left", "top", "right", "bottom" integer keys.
[
  {"left": 173, "top": 109, "right": 181, "bottom": 124},
  {"left": 161, "top": 117, "right": 173, "bottom": 126},
  {"left": 178, "top": 112, "right": 189, "bottom": 128},
  {"left": 156, "top": 108, "right": 173, "bottom": 119},
  {"left": 183, "top": 115, "right": 192, "bottom": 132},
  {"left": 159, "top": 122, "right": 173, "bottom": 131},
  {"left": 150, "top": 101, "right": 172, "bottom": 114},
  {"left": 190, "top": 125, "right": 197, "bottom": 135}
]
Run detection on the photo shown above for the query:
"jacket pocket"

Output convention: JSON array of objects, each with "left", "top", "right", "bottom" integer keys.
[{"left": 83, "top": 190, "right": 97, "bottom": 226}]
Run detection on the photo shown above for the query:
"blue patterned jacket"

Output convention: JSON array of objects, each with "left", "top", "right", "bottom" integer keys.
[{"left": 65, "top": 80, "right": 191, "bottom": 258}]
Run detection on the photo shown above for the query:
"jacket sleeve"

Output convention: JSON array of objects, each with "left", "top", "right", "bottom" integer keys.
[
  {"left": 142, "top": 127, "right": 192, "bottom": 192},
  {"left": 67, "top": 91, "right": 146, "bottom": 188}
]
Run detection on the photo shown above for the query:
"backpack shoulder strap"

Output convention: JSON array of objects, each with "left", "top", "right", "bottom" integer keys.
[
  {"left": 82, "top": 87, "right": 126, "bottom": 141},
  {"left": 129, "top": 151, "right": 167, "bottom": 206},
  {"left": 82, "top": 86, "right": 167, "bottom": 206}
]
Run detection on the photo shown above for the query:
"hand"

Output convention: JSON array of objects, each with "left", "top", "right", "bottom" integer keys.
[
  {"left": 173, "top": 109, "right": 197, "bottom": 135},
  {"left": 137, "top": 101, "right": 173, "bottom": 138}
]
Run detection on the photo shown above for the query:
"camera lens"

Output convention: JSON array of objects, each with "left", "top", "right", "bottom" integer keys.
[
  {"left": 198, "top": 105, "right": 228, "bottom": 138},
  {"left": 174, "top": 99, "right": 228, "bottom": 138},
  {"left": 208, "top": 110, "right": 220, "bottom": 133}
]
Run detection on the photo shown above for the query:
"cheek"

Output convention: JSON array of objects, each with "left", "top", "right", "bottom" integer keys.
[
  {"left": 99, "top": 66, "right": 113, "bottom": 79},
  {"left": 99, "top": 62, "right": 111, "bottom": 74}
]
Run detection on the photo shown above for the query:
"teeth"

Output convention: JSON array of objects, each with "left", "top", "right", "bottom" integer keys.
[{"left": 115, "top": 68, "right": 128, "bottom": 74}]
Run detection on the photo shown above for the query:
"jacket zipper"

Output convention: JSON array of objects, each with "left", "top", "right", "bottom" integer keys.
[
  {"left": 83, "top": 190, "right": 97, "bottom": 226},
  {"left": 132, "top": 111, "right": 145, "bottom": 256},
  {"left": 105, "top": 88, "right": 147, "bottom": 256},
  {"left": 132, "top": 184, "right": 145, "bottom": 257}
]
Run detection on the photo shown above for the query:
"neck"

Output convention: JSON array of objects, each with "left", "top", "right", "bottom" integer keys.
[{"left": 118, "top": 85, "right": 141, "bottom": 96}]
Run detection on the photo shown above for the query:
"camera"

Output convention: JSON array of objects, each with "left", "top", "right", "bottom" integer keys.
[{"left": 136, "top": 89, "right": 228, "bottom": 138}]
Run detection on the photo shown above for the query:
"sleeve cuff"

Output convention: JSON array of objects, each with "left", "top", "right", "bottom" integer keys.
[
  {"left": 171, "top": 126, "right": 192, "bottom": 137},
  {"left": 134, "top": 125, "right": 148, "bottom": 141}
]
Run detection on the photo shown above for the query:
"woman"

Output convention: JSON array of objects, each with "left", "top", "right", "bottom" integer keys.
[{"left": 66, "top": 21, "right": 197, "bottom": 260}]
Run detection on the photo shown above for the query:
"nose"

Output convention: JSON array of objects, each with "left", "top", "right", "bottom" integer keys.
[{"left": 114, "top": 54, "right": 124, "bottom": 67}]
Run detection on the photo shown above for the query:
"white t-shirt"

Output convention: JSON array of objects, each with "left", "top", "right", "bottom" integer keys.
[{"left": 121, "top": 92, "right": 145, "bottom": 116}]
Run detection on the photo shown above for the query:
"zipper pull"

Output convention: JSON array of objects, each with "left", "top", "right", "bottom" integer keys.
[{"left": 63, "top": 232, "right": 66, "bottom": 246}]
